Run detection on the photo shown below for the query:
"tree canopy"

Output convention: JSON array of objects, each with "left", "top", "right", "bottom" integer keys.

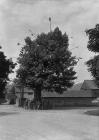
[
  {"left": 0, "top": 47, "right": 15, "bottom": 98},
  {"left": 86, "top": 24, "right": 99, "bottom": 52},
  {"left": 86, "top": 24, "right": 99, "bottom": 83},
  {"left": 17, "top": 27, "right": 77, "bottom": 102},
  {"left": 86, "top": 55, "right": 99, "bottom": 79}
]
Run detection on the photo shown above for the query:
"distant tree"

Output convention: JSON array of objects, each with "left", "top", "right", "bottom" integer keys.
[
  {"left": 86, "top": 24, "right": 99, "bottom": 84},
  {"left": 17, "top": 27, "right": 77, "bottom": 106},
  {"left": 0, "top": 47, "right": 15, "bottom": 98}
]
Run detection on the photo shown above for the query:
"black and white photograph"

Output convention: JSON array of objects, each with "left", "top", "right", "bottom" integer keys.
[{"left": 0, "top": 0, "right": 99, "bottom": 139}]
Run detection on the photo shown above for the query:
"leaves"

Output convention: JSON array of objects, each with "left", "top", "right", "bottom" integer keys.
[
  {"left": 86, "top": 24, "right": 99, "bottom": 85},
  {"left": 17, "top": 27, "right": 77, "bottom": 93},
  {"left": 86, "top": 24, "right": 99, "bottom": 52},
  {"left": 0, "top": 48, "right": 15, "bottom": 97},
  {"left": 86, "top": 55, "right": 99, "bottom": 80}
]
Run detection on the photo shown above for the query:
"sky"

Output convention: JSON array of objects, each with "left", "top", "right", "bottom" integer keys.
[{"left": 0, "top": 0, "right": 99, "bottom": 83}]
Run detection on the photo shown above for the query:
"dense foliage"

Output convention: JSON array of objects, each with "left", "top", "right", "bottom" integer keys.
[
  {"left": 0, "top": 47, "right": 15, "bottom": 98},
  {"left": 86, "top": 24, "right": 99, "bottom": 52},
  {"left": 17, "top": 27, "right": 77, "bottom": 102},
  {"left": 86, "top": 24, "right": 99, "bottom": 83},
  {"left": 86, "top": 55, "right": 99, "bottom": 79}
]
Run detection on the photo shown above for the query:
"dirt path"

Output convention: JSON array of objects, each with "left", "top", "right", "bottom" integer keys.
[{"left": 0, "top": 105, "right": 99, "bottom": 140}]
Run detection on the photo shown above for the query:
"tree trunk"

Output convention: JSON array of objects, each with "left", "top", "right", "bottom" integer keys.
[
  {"left": 34, "top": 86, "right": 42, "bottom": 110},
  {"left": 20, "top": 86, "right": 24, "bottom": 107}
]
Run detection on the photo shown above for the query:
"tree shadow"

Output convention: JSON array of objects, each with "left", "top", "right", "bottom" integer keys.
[
  {"left": 0, "top": 112, "right": 19, "bottom": 117},
  {"left": 84, "top": 109, "right": 99, "bottom": 116}
]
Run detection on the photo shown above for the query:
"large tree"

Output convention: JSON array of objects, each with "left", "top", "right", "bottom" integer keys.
[
  {"left": 0, "top": 47, "right": 15, "bottom": 98},
  {"left": 86, "top": 24, "right": 99, "bottom": 83},
  {"left": 17, "top": 27, "right": 77, "bottom": 104}
]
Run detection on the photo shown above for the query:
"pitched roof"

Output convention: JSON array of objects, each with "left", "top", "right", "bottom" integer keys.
[
  {"left": 42, "top": 90, "right": 93, "bottom": 98},
  {"left": 81, "top": 80, "right": 99, "bottom": 90},
  {"left": 69, "top": 83, "right": 82, "bottom": 91}
]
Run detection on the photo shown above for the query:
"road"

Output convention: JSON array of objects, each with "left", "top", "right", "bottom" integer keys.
[{"left": 0, "top": 105, "right": 99, "bottom": 140}]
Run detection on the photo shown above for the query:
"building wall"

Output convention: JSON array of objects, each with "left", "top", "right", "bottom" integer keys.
[
  {"left": 42, "top": 97, "right": 96, "bottom": 109},
  {"left": 24, "top": 93, "right": 34, "bottom": 100},
  {"left": 15, "top": 86, "right": 34, "bottom": 106}
]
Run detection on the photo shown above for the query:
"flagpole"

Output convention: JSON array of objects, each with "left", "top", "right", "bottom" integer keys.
[{"left": 49, "top": 17, "right": 51, "bottom": 32}]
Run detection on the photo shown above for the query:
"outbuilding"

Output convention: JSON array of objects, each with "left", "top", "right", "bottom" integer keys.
[
  {"left": 41, "top": 90, "right": 96, "bottom": 109},
  {"left": 15, "top": 86, "right": 34, "bottom": 107},
  {"left": 81, "top": 80, "right": 99, "bottom": 97}
]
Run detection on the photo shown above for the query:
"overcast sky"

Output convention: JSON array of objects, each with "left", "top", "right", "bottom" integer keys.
[{"left": 0, "top": 0, "right": 99, "bottom": 83}]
